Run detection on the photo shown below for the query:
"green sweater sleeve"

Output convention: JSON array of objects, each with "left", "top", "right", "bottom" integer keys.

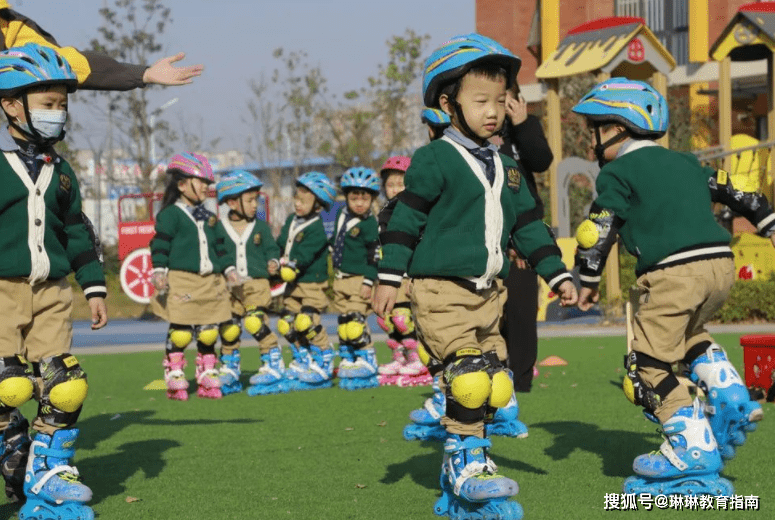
[
  {"left": 292, "top": 221, "right": 329, "bottom": 273},
  {"left": 151, "top": 206, "right": 178, "bottom": 270},
  {"left": 258, "top": 220, "right": 281, "bottom": 261},
  {"left": 62, "top": 165, "right": 106, "bottom": 298},
  {"left": 214, "top": 221, "right": 235, "bottom": 273},
  {"left": 362, "top": 216, "right": 379, "bottom": 282},
  {"left": 378, "top": 144, "right": 442, "bottom": 285}
]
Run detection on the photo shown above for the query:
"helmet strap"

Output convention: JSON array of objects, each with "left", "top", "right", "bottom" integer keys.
[
  {"left": 593, "top": 123, "right": 629, "bottom": 168},
  {"left": 179, "top": 178, "right": 202, "bottom": 206},
  {"left": 7, "top": 94, "right": 63, "bottom": 148},
  {"left": 229, "top": 195, "right": 255, "bottom": 222},
  {"left": 449, "top": 98, "right": 485, "bottom": 146}
]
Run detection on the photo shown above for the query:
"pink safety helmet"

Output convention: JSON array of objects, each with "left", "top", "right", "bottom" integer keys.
[
  {"left": 379, "top": 155, "right": 411, "bottom": 181},
  {"left": 166, "top": 152, "right": 215, "bottom": 184}
]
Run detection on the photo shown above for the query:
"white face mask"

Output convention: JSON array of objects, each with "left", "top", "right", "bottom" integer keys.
[{"left": 17, "top": 107, "right": 68, "bottom": 140}]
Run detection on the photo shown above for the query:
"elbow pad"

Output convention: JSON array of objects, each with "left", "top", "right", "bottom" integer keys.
[{"left": 575, "top": 205, "right": 623, "bottom": 285}]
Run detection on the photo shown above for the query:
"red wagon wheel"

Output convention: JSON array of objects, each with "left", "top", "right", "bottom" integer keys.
[{"left": 120, "top": 248, "right": 156, "bottom": 304}]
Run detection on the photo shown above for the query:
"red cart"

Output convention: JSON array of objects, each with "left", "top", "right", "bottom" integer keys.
[{"left": 117, "top": 191, "right": 270, "bottom": 304}]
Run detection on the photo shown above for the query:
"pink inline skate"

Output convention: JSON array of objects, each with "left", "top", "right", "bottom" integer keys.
[
  {"left": 378, "top": 339, "right": 407, "bottom": 386},
  {"left": 397, "top": 339, "right": 432, "bottom": 386},
  {"left": 164, "top": 352, "right": 189, "bottom": 401},
  {"left": 195, "top": 353, "right": 223, "bottom": 399}
]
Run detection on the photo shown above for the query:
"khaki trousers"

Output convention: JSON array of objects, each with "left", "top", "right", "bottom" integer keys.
[
  {"left": 284, "top": 282, "right": 331, "bottom": 348},
  {"left": 230, "top": 278, "right": 278, "bottom": 353},
  {"left": 331, "top": 275, "right": 371, "bottom": 315},
  {"left": 633, "top": 258, "right": 735, "bottom": 422},
  {"left": 411, "top": 278, "right": 505, "bottom": 436}
]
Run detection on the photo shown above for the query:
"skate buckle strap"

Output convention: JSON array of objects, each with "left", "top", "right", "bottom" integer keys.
[
  {"left": 659, "top": 439, "right": 688, "bottom": 471},
  {"left": 197, "top": 369, "right": 219, "bottom": 383},
  {"left": 353, "top": 359, "right": 377, "bottom": 375},
  {"left": 219, "top": 366, "right": 239, "bottom": 379},
  {"left": 165, "top": 369, "right": 185, "bottom": 379},
  {"left": 423, "top": 398, "right": 442, "bottom": 420},
  {"left": 309, "top": 362, "right": 328, "bottom": 379},
  {"left": 259, "top": 365, "right": 282, "bottom": 378}
]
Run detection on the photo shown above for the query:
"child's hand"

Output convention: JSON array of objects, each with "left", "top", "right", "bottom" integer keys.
[
  {"left": 577, "top": 286, "right": 599, "bottom": 311},
  {"left": 89, "top": 297, "right": 108, "bottom": 330},
  {"left": 505, "top": 92, "right": 528, "bottom": 126},
  {"left": 152, "top": 272, "right": 169, "bottom": 293},
  {"left": 143, "top": 52, "right": 203, "bottom": 86},
  {"left": 280, "top": 261, "right": 299, "bottom": 282},
  {"left": 267, "top": 259, "right": 279, "bottom": 276},
  {"left": 373, "top": 284, "right": 399, "bottom": 318},
  {"left": 360, "top": 284, "right": 373, "bottom": 300},
  {"left": 225, "top": 268, "right": 242, "bottom": 289},
  {"left": 557, "top": 280, "right": 578, "bottom": 307}
]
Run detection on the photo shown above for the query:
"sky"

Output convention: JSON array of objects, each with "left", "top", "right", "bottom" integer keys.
[{"left": 14, "top": 0, "right": 475, "bottom": 153}]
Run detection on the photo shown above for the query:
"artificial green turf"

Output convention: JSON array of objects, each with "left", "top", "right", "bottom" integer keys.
[{"left": 0, "top": 332, "right": 772, "bottom": 519}]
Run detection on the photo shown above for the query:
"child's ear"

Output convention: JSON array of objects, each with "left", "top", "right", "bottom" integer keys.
[
  {"left": 439, "top": 94, "right": 454, "bottom": 117},
  {"left": 1, "top": 97, "right": 19, "bottom": 118}
]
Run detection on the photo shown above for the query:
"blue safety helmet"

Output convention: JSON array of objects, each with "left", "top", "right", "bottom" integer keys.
[
  {"left": 420, "top": 107, "right": 451, "bottom": 128},
  {"left": 572, "top": 78, "right": 669, "bottom": 138},
  {"left": 296, "top": 171, "right": 336, "bottom": 210},
  {"left": 340, "top": 167, "right": 380, "bottom": 194},
  {"left": 0, "top": 43, "right": 78, "bottom": 97},
  {"left": 422, "top": 33, "right": 520, "bottom": 108},
  {"left": 216, "top": 169, "right": 263, "bottom": 204}
]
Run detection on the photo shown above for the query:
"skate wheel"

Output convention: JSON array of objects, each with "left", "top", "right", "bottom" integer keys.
[{"left": 119, "top": 248, "right": 156, "bottom": 304}]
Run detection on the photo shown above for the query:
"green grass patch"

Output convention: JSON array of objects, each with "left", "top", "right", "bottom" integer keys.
[{"left": 2, "top": 333, "right": 772, "bottom": 519}]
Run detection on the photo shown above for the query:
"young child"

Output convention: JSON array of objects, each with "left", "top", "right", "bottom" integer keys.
[
  {"left": 151, "top": 153, "right": 237, "bottom": 401},
  {"left": 375, "top": 34, "right": 577, "bottom": 519},
  {"left": 212, "top": 170, "right": 283, "bottom": 396},
  {"left": 330, "top": 167, "right": 381, "bottom": 390},
  {"left": 0, "top": 43, "right": 106, "bottom": 518},
  {"left": 275, "top": 171, "right": 336, "bottom": 391},
  {"left": 573, "top": 78, "right": 775, "bottom": 496},
  {"left": 375, "top": 155, "right": 431, "bottom": 387}
]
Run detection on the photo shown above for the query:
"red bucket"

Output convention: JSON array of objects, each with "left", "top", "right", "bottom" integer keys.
[{"left": 739, "top": 334, "right": 775, "bottom": 391}]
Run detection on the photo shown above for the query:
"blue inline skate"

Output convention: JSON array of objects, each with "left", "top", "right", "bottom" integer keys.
[
  {"left": 623, "top": 399, "right": 733, "bottom": 496},
  {"left": 19, "top": 429, "right": 93, "bottom": 520},
  {"left": 295, "top": 346, "right": 334, "bottom": 391},
  {"left": 685, "top": 343, "right": 762, "bottom": 460},
  {"left": 1, "top": 410, "right": 30, "bottom": 502},
  {"left": 434, "top": 435, "right": 523, "bottom": 520},
  {"left": 218, "top": 350, "right": 243, "bottom": 395},
  {"left": 339, "top": 348, "right": 379, "bottom": 390},
  {"left": 248, "top": 347, "right": 290, "bottom": 395}
]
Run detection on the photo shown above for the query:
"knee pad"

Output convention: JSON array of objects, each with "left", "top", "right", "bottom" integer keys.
[
  {"left": 36, "top": 354, "right": 88, "bottom": 429},
  {"left": 168, "top": 326, "right": 193, "bottom": 349},
  {"left": 443, "top": 349, "right": 495, "bottom": 424},
  {"left": 244, "top": 307, "right": 272, "bottom": 341},
  {"left": 623, "top": 351, "right": 680, "bottom": 414},
  {"left": 219, "top": 317, "right": 242, "bottom": 345},
  {"left": 295, "top": 306, "right": 322, "bottom": 341},
  {"left": 0, "top": 356, "right": 34, "bottom": 412},
  {"left": 417, "top": 342, "right": 444, "bottom": 376},
  {"left": 489, "top": 370, "right": 513, "bottom": 408},
  {"left": 391, "top": 306, "right": 414, "bottom": 333},
  {"left": 337, "top": 312, "right": 369, "bottom": 347},
  {"left": 196, "top": 325, "right": 219, "bottom": 347},
  {"left": 277, "top": 312, "right": 297, "bottom": 343}
]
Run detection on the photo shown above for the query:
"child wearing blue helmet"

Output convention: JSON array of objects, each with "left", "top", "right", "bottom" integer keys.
[
  {"left": 213, "top": 170, "right": 283, "bottom": 396},
  {"left": 375, "top": 34, "right": 577, "bottom": 520},
  {"left": 0, "top": 43, "right": 105, "bottom": 519},
  {"left": 330, "top": 167, "right": 381, "bottom": 390},
  {"left": 573, "top": 77, "right": 775, "bottom": 497},
  {"left": 275, "top": 172, "right": 336, "bottom": 391}
]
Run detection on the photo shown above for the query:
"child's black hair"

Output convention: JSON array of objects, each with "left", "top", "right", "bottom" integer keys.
[
  {"left": 438, "top": 62, "right": 509, "bottom": 105},
  {"left": 161, "top": 169, "right": 187, "bottom": 210}
]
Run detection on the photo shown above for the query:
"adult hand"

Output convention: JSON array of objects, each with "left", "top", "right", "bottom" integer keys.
[
  {"left": 143, "top": 53, "right": 204, "bottom": 86},
  {"left": 578, "top": 286, "right": 599, "bottom": 311},
  {"left": 505, "top": 92, "right": 528, "bottom": 126},
  {"left": 89, "top": 297, "right": 108, "bottom": 330}
]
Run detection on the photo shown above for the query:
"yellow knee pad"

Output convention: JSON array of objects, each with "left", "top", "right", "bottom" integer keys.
[
  {"left": 0, "top": 355, "right": 34, "bottom": 408},
  {"left": 244, "top": 308, "right": 267, "bottom": 336},
  {"left": 49, "top": 379, "right": 88, "bottom": 413},
  {"left": 392, "top": 307, "right": 414, "bottom": 333},
  {"left": 197, "top": 326, "right": 219, "bottom": 346},
  {"left": 489, "top": 370, "right": 513, "bottom": 408},
  {"left": 294, "top": 313, "right": 313, "bottom": 333},
  {"left": 277, "top": 315, "right": 294, "bottom": 337},
  {"left": 417, "top": 343, "right": 431, "bottom": 366},
  {"left": 219, "top": 323, "right": 241, "bottom": 343},
  {"left": 169, "top": 329, "right": 193, "bottom": 348},
  {"left": 450, "top": 371, "right": 492, "bottom": 409}
]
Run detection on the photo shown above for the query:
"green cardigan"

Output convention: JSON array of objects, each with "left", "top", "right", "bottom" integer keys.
[
  {"left": 151, "top": 202, "right": 231, "bottom": 275},
  {"left": 379, "top": 137, "right": 570, "bottom": 291},
  {"left": 276, "top": 213, "right": 329, "bottom": 283},
  {"left": 329, "top": 207, "right": 379, "bottom": 284},
  {"left": 217, "top": 217, "right": 280, "bottom": 279},
  {"left": 0, "top": 151, "right": 105, "bottom": 297}
]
